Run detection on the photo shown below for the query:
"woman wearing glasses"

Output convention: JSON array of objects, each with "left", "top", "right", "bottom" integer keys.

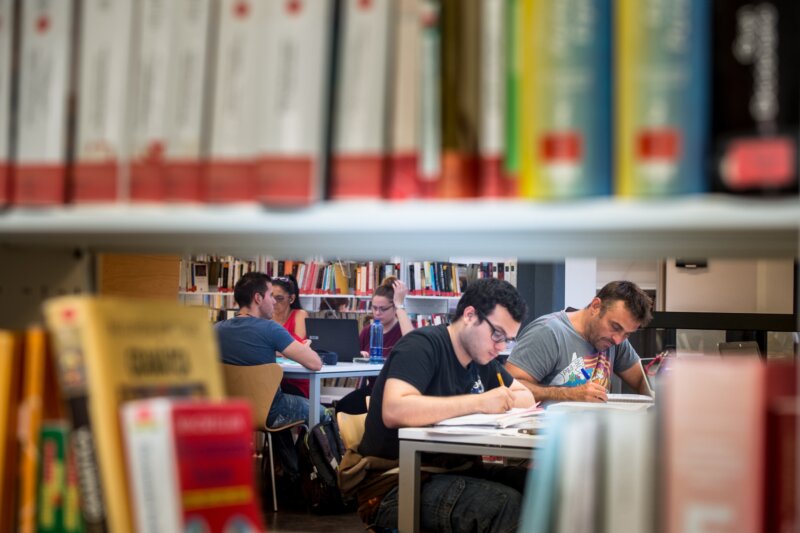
[
  {"left": 358, "top": 276, "right": 414, "bottom": 358},
  {"left": 272, "top": 274, "right": 311, "bottom": 397}
]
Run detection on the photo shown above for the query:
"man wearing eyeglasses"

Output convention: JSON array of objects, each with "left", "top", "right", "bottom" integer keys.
[
  {"left": 505, "top": 280, "right": 653, "bottom": 404},
  {"left": 349, "top": 278, "right": 535, "bottom": 533}
]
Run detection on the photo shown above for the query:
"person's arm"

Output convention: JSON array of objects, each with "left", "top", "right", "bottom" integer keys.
[
  {"left": 506, "top": 362, "right": 608, "bottom": 403},
  {"left": 292, "top": 309, "right": 309, "bottom": 340},
  {"left": 381, "top": 377, "right": 516, "bottom": 428},
  {"left": 507, "top": 378, "right": 536, "bottom": 407},
  {"left": 282, "top": 340, "right": 323, "bottom": 371},
  {"left": 392, "top": 280, "right": 414, "bottom": 336},
  {"left": 617, "top": 360, "right": 652, "bottom": 396}
]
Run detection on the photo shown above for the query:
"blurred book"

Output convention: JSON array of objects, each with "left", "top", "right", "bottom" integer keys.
[
  {"left": 522, "top": 0, "right": 612, "bottom": 199},
  {"left": 0, "top": 331, "right": 22, "bottom": 530},
  {"left": 72, "top": 0, "right": 135, "bottom": 203},
  {"left": 36, "top": 422, "right": 83, "bottom": 533},
  {"left": 663, "top": 357, "right": 765, "bottom": 533},
  {"left": 329, "top": 0, "right": 392, "bottom": 199},
  {"left": 255, "top": 0, "right": 335, "bottom": 206},
  {"left": 121, "top": 398, "right": 263, "bottom": 533},
  {"left": 615, "top": 0, "right": 710, "bottom": 197},
  {"left": 710, "top": 0, "right": 799, "bottom": 195},
  {"left": 44, "top": 296, "right": 226, "bottom": 533},
  {"left": 14, "top": 0, "right": 74, "bottom": 205}
]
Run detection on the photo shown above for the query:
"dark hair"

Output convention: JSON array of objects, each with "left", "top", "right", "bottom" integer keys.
[
  {"left": 234, "top": 272, "right": 271, "bottom": 308},
  {"left": 454, "top": 278, "right": 527, "bottom": 323},
  {"left": 272, "top": 274, "right": 303, "bottom": 310},
  {"left": 595, "top": 280, "right": 653, "bottom": 326},
  {"left": 373, "top": 275, "right": 397, "bottom": 301}
]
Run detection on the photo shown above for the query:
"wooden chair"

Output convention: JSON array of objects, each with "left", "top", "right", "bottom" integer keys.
[
  {"left": 336, "top": 396, "right": 369, "bottom": 450},
  {"left": 223, "top": 363, "right": 305, "bottom": 512}
]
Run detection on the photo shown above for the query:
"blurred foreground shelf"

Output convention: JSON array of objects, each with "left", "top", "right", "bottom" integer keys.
[{"left": 0, "top": 196, "right": 797, "bottom": 260}]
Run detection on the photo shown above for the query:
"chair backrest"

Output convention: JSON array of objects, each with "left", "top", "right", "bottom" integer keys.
[
  {"left": 337, "top": 411, "right": 367, "bottom": 451},
  {"left": 223, "top": 363, "right": 283, "bottom": 430}
]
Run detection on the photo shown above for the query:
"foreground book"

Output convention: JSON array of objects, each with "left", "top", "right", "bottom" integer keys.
[
  {"left": 121, "top": 398, "right": 263, "bottom": 533},
  {"left": 43, "top": 296, "right": 226, "bottom": 533}
]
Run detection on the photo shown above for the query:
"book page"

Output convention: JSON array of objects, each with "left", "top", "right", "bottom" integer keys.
[{"left": 435, "top": 406, "right": 543, "bottom": 427}]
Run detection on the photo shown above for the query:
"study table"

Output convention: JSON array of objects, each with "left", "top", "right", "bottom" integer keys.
[
  {"left": 278, "top": 360, "right": 383, "bottom": 426},
  {"left": 397, "top": 427, "right": 544, "bottom": 533}
]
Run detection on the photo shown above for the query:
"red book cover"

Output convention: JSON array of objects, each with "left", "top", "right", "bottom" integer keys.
[
  {"left": 122, "top": 398, "right": 264, "bottom": 533},
  {"left": 663, "top": 358, "right": 766, "bottom": 533},
  {"left": 171, "top": 401, "right": 263, "bottom": 532}
]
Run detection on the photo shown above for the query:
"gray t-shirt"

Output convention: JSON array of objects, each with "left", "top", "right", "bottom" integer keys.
[{"left": 508, "top": 310, "right": 639, "bottom": 390}]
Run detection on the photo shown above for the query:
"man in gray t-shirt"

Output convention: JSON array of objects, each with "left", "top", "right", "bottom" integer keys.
[{"left": 507, "top": 281, "right": 653, "bottom": 403}]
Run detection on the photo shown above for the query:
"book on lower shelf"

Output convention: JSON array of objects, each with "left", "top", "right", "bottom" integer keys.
[
  {"left": 120, "top": 398, "right": 264, "bottom": 533},
  {"left": 43, "top": 296, "right": 226, "bottom": 533}
]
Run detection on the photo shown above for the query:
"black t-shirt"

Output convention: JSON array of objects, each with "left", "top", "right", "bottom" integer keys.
[{"left": 358, "top": 325, "right": 514, "bottom": 460}]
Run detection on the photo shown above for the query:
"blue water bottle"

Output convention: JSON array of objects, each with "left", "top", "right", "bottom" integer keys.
[{"left": 369, "top": 319, "right": 384, "bottom": 363}]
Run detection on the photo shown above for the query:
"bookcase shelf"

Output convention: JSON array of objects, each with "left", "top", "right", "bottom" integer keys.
[{"left": 0, "top": 196, "right": 797, "bottom": 260}]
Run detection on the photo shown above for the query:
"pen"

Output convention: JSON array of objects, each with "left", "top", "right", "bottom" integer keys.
[
  {"left": 497, "top": 372, "right": 506, "bottom": 387},
  {"left": 580, "top": 368, "right": 591, "bottom": 381}
]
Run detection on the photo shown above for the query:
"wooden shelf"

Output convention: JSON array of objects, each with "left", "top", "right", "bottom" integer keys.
[{"left": 1, "top": 196, "right": 797, "bottom": 259}]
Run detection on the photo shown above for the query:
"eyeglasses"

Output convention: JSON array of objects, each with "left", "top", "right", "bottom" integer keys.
[
  {"left": 273, "top": 276, "right": 291, "bottom": 283},
  {"left": 476, "top": 311, "right": 515, "bottom": 344},
  {"left": 372, "top": 304, "right": 395, "bottom": 314}
]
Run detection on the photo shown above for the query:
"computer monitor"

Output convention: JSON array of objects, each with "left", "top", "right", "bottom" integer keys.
[{"left": 305, "top": 318, "right": 362, "bottom": 362}]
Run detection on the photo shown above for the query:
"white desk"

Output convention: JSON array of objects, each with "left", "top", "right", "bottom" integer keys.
[
  {"left": 398, "top": 427, "right": 543, "bottom": 533},
  {"left": 279, "top": 361, "right": 383, "bottom": 426}
]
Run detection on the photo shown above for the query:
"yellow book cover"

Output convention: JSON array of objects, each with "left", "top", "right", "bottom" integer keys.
[
  {"left": 43, "top": 296, "right": 225, "bottom": 533},
  {"left": 333, "top": 262, "right": 351, "bottom": 295},
  {"left": 0, "top": 331, "right": 22, "bottom": 530}
]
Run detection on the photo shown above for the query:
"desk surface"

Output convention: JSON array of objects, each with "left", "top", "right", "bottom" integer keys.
[
  {"left": 277, "top": 360, "right": 383, "bottom": 375},
  {"left": 399, "top": 427, "right": 543, "bottom": 449}
]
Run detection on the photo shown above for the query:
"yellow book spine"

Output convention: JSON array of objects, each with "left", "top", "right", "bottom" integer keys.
[
  {"left": 615, "top": 0, "right": 638, "bottom": 196},
  {"left": 518, "top": 0, "right": 536, "bottom": 198}
]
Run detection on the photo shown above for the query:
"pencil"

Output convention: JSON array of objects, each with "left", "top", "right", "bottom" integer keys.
[{"left": 497, "top": 372, "right": 505, "bottom": 387}]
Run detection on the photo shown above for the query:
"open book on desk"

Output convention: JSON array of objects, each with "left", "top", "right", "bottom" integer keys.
[
  {"left": 607, "top": 393, "right": 654, "bottom": 404},
  {"left": 435, "top": 406, "right": 544, "bottom": 428}
]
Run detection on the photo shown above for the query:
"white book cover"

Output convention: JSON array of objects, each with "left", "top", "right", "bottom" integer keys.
[
  {"left": 0, "top": 0, "right": 13, "bottom": 202},
  {"left": 255, "top": 0, "right": 333, "bottom": 205},
  {"left": 386, "top": 0, "right": 421, "bottom": 199},
  {"left": 330, "top": 0, "right": 392, "bottom": 199},
  {"left": 207, "top": 0, "right": 262, "bottom": 202},
  {"left": 15, "top": 0, "right": 74, "bottom": 205},
  {"left": 478, "top": 0, "right": 505, "bottom": 196},
  {"left": 556, "top": 414, "right": 598, "bottom": 533},
  {"left": 129, "top": 0, "right": 175, "bottom": 201},
  {"left": 163, "top": 0, "right": 213, "bottom": 202},
  {"left": 121, "top": 398, "right": 182, "bottom": 533},
  {"left": 604, "top": 412, "right": 655, "bottom": 533},
  {"left": 73, "top": 0, "right": 136, "bottom": 202},
  {"left": 418, "top": 0, "right": 441, "bottom": 193}
]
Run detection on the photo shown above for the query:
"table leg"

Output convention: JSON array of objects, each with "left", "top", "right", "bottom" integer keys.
[
  {"left": 307, "top": 376, "right": 321, "bottom": 427},
  {"left": 398, "top": 440, "right": 421, "bottom": 533}
]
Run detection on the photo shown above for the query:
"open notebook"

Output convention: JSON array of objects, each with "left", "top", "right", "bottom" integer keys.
[{"left": 435, "top": 406, "right": 544, "bottom": 428}]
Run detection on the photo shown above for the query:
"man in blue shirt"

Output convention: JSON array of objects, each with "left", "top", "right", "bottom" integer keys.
[{"left": 215, "top": 272, "right": 324, "bottom": 427}]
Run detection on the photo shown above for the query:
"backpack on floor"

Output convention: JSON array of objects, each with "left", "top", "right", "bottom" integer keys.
[{"left": 296, "top": 416, "right": 357, "bottom": 514}]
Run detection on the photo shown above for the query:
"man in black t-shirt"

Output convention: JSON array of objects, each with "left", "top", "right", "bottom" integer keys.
[{"left": 356, "top": 278, "right": 535, "bottom": 533}]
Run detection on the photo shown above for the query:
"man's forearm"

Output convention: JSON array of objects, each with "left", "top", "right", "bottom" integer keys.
[
  {"left": 384, "top": 393, "right": 483, "bottom": 428},
  {"left": 518, "top": 379, "right": 579, "bottom": 402}
]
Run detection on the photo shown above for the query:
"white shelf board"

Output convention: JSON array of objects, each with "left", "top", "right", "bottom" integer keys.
[{"left": 0, "top": 196, "right": 797, "bottom": 259}]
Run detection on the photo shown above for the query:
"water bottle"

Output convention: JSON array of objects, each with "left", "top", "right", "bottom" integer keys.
[{"left": 369, "top": 319, "right": 384, "bottom": 363}]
